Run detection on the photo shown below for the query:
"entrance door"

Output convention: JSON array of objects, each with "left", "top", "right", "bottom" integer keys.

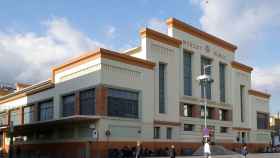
[{"left": 241, "top": 132, "right": 246, "bottom": 144}]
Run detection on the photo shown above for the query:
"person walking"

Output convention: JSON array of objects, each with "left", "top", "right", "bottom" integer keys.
[
  {"left": 135, "top": 141, "right": 142, "bottom": 158},
  {"left": 169, "top": 145, "right": 176, "bottom": 158},
  {"left": 241, "top": 144, "right": 248, "bottom": 158},
  {"left": 204, "top": 140, "right": 211, "bottom": 158}
]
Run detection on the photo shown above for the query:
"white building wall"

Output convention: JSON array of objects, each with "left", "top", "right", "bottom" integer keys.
[
  {"left": 249, "top": 95, "right": 271, "bottom": 143},
  {"left": 99, "top": 57, "right": 155, "bottom": 141},
  {"left": 231, "top": 69, "right": 251, "bottom": 128}
]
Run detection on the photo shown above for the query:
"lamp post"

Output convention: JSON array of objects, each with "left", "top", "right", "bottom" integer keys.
[
  {"left": 8, "top": 121, "right": 14, "bottom": 158},
  {"left": 196, "top": 65, "right": 213, "bottom": 140}
]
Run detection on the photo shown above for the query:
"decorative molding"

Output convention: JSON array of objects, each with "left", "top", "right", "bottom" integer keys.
[
  {"left": 102, "top": 64, "right": 141, "bottom": 80},
  {"left": 151, "top": 44, "right": 175, "bottom": 57}
]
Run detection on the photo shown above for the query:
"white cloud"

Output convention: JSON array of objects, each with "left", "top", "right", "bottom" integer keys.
[
  {"left": 147, "top": 18, "right": 167, "bottom": 33},
  {"left": 105, "top": 25, "right": 117, "bottom": 38},
  {"left": 252, "top": 65, "right": 280, "bottom": 91},
  {"left": 0, "top": 17, "right": 104, "bottom": 84},
  {"left": 191, "top": 0, "right": 280, "bottom": 51}
]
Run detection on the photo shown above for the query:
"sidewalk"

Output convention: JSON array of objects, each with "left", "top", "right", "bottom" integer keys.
[{"left": 147, "top": 153, "right": 280, "bottom": 158}]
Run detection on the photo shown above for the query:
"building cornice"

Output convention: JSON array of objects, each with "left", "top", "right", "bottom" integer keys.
[
  {"left": 123, "top": 46, "right": 141, "bottom": 55},
  {"left": 166, "top": 17, "right": 237, "bottom": 52},
  {"left": 140, "top": 28, "right": 182, "bottom": 48},
  {"left": 52, "top": 48, "right": 156, "bottom": 81},
  {"left": 249, "top": 89, "right": 271, "bottom": 99},
  {"left": 100, "top": 48, "right": 156, "bottom": 69},
  {"left": 0, "top": 80, "right": 54, "bottom": 104},
  {"left": 232, "top": 127, "right": 251, "bottom": 131},
  {"left": 231, "top": 61, "right": 253, "bottom": 73},
  {"left": 154, "top": 120, "right": 181, "bottom": 126}
]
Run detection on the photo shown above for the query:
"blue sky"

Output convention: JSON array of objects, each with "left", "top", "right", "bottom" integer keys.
[{"left": 0, "top": 0, "right": 279, "bottom": 113}]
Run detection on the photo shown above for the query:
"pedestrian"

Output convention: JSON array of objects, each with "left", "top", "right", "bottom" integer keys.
[
  {"left": 241, "top": 144, "right": 248, "bottom": 158},
  {"left": 204, "top": 140, "right": 211, "bottom": 158},
  {"left": 135, "top": 141, "right": 142, "bottom": 158},
  {"left": 169, "top": 145, "right": 176, "bottom": 158}
]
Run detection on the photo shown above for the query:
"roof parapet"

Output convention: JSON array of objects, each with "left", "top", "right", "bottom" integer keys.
[
  {"left": 166, "top": 17, "right": 237, "bottom": 52},
  {"left": 249, "top": 89, "right": 271, "bottom": 99},
  {"left": 51, "top": 48, "right": 156, "bottom": 82},
  {"left": 15, "top": 82, "right": 32, "bottom": 91},
  {"left": 231, "top": 61, "right": 253, "bottom": 73},
  {"left": 140, "top": 28, "right": 182, "bottom": 48}
]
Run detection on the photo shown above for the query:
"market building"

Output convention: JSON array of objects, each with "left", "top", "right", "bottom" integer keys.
[{"left": 0, "top": 17, "right": 271, "bottom": 157}]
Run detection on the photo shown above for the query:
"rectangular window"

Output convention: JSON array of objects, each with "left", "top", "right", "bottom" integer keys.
[
  {"left": 166, "top": 127, "right": 172, "bottom": 139},
  {"left": 39, "top": 100, "right": 53, "bottom": 121},
  {"left": 0, "top": 113, "right": 7, "bottom": 126},
  {"left": 182, "top": 104, "right": 192, "bottom": 117},
  {"left": 10, "top": 109, "right": 20, "bottom": 126},
  {"left": 24, "top": 106, "right": 34, "bottom": 124},
  {"left": 184, "top": 124, "right": 194, "bottom": 131},
  {"left": 220, "top": 127, "right": 228, "bottom": 133},
  {"left": 154, "top": 127, "right": 160, "bottom": 139},
  {"left": 108, "top": 88, "right": 139, "bottom": 118},
  {"left": 219, "top": 63, "right": 226, "bottom": 102},
  {"left": 183, "top": 51, "right": 192, "bottom": 96},
  {"left": 80, "top": 89, "right": 95, "bottom": 115},
  {"left": 240, "top": 85, "right": 245, "bottom": 122},
  {"left": 201, "top": 57, "right": 212, "bottom": 99},
  {"left": 159, "top": 63, "right": 166, "bottom": 113},
  {"left": 257, "top": 113, "right": 269, "bottom": 129},
  {"left": 62, "top": 94, "right": 75, "bottom": 117}
]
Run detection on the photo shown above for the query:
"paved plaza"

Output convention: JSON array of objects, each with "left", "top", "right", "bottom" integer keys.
[{"left": 148, "top": 153, "right": 280, "bottom": 158}]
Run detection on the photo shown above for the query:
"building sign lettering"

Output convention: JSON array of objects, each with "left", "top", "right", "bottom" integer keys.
[{"left": 183, "top": 40, "right": 227, "bottom": 60}]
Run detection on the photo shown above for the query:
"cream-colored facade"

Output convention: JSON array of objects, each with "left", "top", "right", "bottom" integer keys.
[{"left": 0, "top": 18, "right": 271, "bottom": 156}]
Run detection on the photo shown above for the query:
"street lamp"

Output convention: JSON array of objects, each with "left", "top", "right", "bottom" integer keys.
[{"left": 196, "top": 65, "right": 213, "bottom": 138}]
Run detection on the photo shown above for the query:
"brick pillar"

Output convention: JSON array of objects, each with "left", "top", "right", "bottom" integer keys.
[
  {"left": 4, "top": 112, "right": 8, "bottom": 125},
  {"left": 3, "top": 131, "right": 8, "bottom": 153},
  {"left": 7, "top": 110, "right": 10, "bottom": 125},
  {"left": 20, "top": 107, "right": 24, "bottom": 125},
  {"left": 192, "top": 105, "right": 201, "bottom": 118},
  {"left": 75, "top": 91, "right": 80, "bottom": 115},
  {"left": 213, "top": 108, "right": 220, "bottom": 120},
  {"left": 225, "top": 110, "right": 232, "bottom": 121},
  {"left": 95, "top": 86, "right": 108, "bottom": 116},
  {"left": 33, "top": 103, "right": 39, "bottom": 122}
]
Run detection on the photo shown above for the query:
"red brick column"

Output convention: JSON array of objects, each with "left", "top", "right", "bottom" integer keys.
[
  {"left": 95, "top": 86, "right": 108, "bottom": 116},
  {"left": 213, "top": 108, "right": 220, "bottom": 120},
  {"left": 20, "top": 107, "right": 24, "bottom": 125},
  {"left": 33, "top": 103, "right": 39, "bottom": 122},
  {"left": 192, "top": 105, "right": 201, "bottom": 118},
  {"left": 4, "top": 112, "right": 8, "bottom": 125},
  {"left": 225, "top": 110, "right": 232, "bottom": 121},
  {"left": 7, "top": 110, "right": 10, "bottom": 125},
  {"left": 75, "top": 91, "right": 80, "bottom": 115}
]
